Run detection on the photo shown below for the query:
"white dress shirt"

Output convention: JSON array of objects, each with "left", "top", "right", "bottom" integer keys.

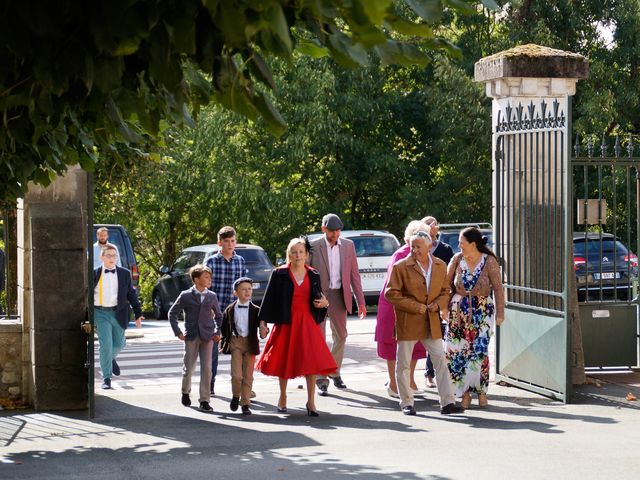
[
  {"left": 325, "top": 237, "right": 342, "bottom": 289},
  {"left": 415, "top": 254, "right": 433, "bottom": 295},
  {"left": 234, "top": 302, "right": 250, "bottom": 337},
  {"left": 94, "top": 267, "right": 118, "bottom": 307}
]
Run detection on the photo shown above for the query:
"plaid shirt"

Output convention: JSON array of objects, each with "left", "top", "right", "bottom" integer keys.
[{"left": 205, "top": 252, "right": 248, "bottom": 316}]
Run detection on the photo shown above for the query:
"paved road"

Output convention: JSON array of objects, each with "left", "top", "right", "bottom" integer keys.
[{"left": 1, "top": 316, "right": 639, "bottom": 479}]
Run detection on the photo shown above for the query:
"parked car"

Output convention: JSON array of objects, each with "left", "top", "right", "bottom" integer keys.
[
  {"left": 438, "top": 223, "right": 494, "bottom": 253},
  {"left": 152, "top": 243, "right": 274, "bottom": 319},
  {"left": 573, "top": 233, "right": 638, "bottom": 301},
  {"left": 93, "top": 224, "right": 139, "bottom": 291},
  {"left": 307, "top": 230, "right": 401, "bottom": 305}
]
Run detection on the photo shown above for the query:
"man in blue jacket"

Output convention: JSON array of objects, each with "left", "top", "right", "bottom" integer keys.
[{"left": 93, "top": 243, "right": 144, "bottom": 390}]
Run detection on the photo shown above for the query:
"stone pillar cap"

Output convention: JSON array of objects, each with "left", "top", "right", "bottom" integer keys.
[{"left": 475, "top": 44, "right": 588, "bottom": 82}]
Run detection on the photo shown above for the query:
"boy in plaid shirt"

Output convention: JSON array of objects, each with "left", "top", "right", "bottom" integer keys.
[{"left": 205, "top": 226, "right": 248, "bottom": 394}]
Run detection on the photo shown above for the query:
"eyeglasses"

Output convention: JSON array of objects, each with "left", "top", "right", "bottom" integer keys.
[
  {"left": 103, "top": 253, "right": 117, "bottom": 258},
  {"left": 415, "top": 231, "right": 430, "bottom": 238}
]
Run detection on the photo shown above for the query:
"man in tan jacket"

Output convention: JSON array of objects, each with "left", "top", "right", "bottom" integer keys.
[{"left": 385, "top": 231, "right": 464, "bottom": 416}]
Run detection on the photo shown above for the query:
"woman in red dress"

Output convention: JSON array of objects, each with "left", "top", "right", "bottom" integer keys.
[{"left": 256, "top": 237, "right": 336, "bottom": 416}]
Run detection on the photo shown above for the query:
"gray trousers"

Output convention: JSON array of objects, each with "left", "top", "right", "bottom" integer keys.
[{"left": 182, "top": 337, "right": 213, "bottom": 403}]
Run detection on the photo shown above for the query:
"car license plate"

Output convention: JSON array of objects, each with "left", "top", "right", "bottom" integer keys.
[
  {"left": 592, "top": 272, "right": 620, "bottom": 280},
  {"left": 252, "top": 282, "right": 260, "bottom": 289},
  {"left": 361, "top": 272, "right": 385, "bottom": 281}
]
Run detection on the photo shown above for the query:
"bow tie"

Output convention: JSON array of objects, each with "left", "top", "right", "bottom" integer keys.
[
  {"left": 104, "top": 269, "right": 116, "bottom": 274},
  {"left": 237, "top": 305, "right": 249, "bottom": 309}
]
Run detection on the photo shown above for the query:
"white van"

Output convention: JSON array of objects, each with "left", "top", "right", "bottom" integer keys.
[{"left": 309, "top": 230, "right": 401, "bottom": 305}]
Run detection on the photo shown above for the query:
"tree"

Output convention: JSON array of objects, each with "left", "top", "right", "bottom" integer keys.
[{"left": 0, "top": 0, "right": 497, "bottom": 202}]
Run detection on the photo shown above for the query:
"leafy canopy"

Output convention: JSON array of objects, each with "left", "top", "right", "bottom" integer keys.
[{"left": 0, "top": 0, "right": 496, "bottom": 202}]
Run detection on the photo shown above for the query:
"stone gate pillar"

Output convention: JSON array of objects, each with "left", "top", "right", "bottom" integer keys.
[
  {"left": 18, "top": 165, "right": 89, "bottom": 409},
  {"left": 474, "top": 45, "right": 588, "bottom": 399}
]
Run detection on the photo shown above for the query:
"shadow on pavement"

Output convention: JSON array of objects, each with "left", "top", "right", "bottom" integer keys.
[{"left": 0, "top": 396, "right": 435, "bottom": 480}]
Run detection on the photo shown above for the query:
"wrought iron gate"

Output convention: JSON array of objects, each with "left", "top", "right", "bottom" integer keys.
[
  {"left": 572, "top": 136, "right": 640, "bottom": 369},
  {"left": 494, "top": 99, "right": 571, "bottom": 402}
]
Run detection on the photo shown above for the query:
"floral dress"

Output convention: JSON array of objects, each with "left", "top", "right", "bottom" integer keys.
[{"left": 445, "top": 254, "right": 495, "bottom": 396}]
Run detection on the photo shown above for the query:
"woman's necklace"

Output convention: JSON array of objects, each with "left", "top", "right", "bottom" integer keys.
[{"left": 291, "top": 265, "right": 306, "bottom": 283}]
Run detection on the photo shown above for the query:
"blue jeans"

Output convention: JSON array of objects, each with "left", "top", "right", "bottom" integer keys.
[
  {"left": 95, "top": 308, "right": 126, "bottom": 379},
  {"left": 425, "top": 354, "right": 435, "bottom": 378},
  {"left": 425, "top": 322, "right": 447, "bottom": 378},
  {"left": 211, "top": 340, "right": 219, "bottom": 384}
]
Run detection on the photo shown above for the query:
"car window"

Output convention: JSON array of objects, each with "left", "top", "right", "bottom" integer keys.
[
  {"left": 439, "top": 231, "right": 493, "bottom": 253},
  {"left": 440, "top": 233, "right": 460, "bottom": 252},
  {"left": 349, "top": 236, "right": 399, "bottom": 257},
  {"left": 171, "top": 253, "right": 192, "bottom": 272},
  {"left": 190, "top": 251, "right": 208, "bottom": 265},
  {"left": 236, "top": 249, "right": 272, "bottom": 266},
  {"left": 573, "top": 239, "right": 629, "bottom": 255}
]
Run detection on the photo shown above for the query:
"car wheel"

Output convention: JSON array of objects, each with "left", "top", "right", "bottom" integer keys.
[{"left": 153, "top": 291, "right": 166, "bottom": 320}]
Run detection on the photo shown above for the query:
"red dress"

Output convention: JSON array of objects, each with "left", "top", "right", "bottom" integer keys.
[{"left": 256, "top": 269, "right": 337, "bottom": 379}]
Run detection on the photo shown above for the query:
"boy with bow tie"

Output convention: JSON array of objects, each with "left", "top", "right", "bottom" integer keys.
[
  {"left": 220, "top": 277, "right": 267, "bottom": 415},
  {"left": 93, "top": 243, "right": 143, "bottom": 390}
]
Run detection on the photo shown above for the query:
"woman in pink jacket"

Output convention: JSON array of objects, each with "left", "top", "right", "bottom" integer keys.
[{"left": 374, "top": 220, "right": 429, "bottom": 397}]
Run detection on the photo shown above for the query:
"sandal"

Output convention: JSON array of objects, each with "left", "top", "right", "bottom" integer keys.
[
  {"left": 461, "top": 391, "right": 472, "bottom": 409},
  {"left": 478, "top": 393, "right": 488, "bottom": 407}
]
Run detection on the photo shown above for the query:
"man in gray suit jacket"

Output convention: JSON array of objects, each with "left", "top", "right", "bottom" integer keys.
[
  {"left": 169, "top": 264, "right": 222, "bottom": 413},
  {"left": 309, "top": 213, "right": 366, "bottom": 396}
]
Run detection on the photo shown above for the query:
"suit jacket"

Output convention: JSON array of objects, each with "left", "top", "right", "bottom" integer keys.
[
  {"left": 93, "top": 266, "right": 143, "bottom": 329},
  {"left": 432, "top": 241, "right": 454, "bottom": 265},
  {"left": 308, "top": 236, "right": 365, "bottom": 313},
  {"left": 384, "top": 254, "right": 449, "bottom": 341},
  {"left": 258, "top": 265, "right": 327, "bottom": 325},
  {"left": 220, "top": 300, "right": 261, "bottom": 355},
  {"left": 168, "top": 286, "right": 222, "bottom": 341}
]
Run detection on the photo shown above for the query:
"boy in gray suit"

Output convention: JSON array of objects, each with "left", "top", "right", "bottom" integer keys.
[{"left": 169, "top": 264, "right": 222, "bottom": 412}]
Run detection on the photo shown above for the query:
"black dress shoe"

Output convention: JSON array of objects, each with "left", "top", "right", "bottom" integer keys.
[
  {"left": 241, "top": 405, "right": 252, "bottom": 415},
  {"left": 101, "top": 378, "right": 111, "bottom": 390},
  {"left": 331, "top": 376, "right": 347, "bottom": 389},
  {"left": 318, "top": 384, "right": 328, "bottom": 397},
  {"left": 440, "top": 403, "right": 465, "bottom": 415},
  {"left": 181, "top": 393, "right": 191, "bottom": 407},
  {"left": 112, "top": 360, "right": 121, "bottom": 376},
  {"left": 306, "top": 403, "right": 319, "bottom": 417},
  {"left": 402, "top": 405, "right": 417, "bottom": 416},
  {"left": 199, "top": 401, "right": 213, "bottom": 412},
  {"left": 230, "top": 396, "right": 240, "bottom": 412}
]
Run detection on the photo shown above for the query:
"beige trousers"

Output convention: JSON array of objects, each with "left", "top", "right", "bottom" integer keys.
[
  {"left": 317, "top": 288, "right": 347, "bottom": 387},
  {"left": 230, "top": 336, "right": 255, "bottom": 406},
  {"left": 396, "top": 335, "right": 454, "bottom": 408}
]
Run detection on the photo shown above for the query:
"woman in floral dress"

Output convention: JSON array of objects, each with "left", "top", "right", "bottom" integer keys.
[{"left": 446, "top": 227, "right": 504, "bottom": 408}]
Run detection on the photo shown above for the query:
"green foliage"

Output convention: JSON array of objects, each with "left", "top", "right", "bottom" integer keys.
[
  {"left": 95, "top": 51, "right": 492, "bottom": 306},
  {"left": 0, "top": 0, "right": 485, "bottom": 202}
]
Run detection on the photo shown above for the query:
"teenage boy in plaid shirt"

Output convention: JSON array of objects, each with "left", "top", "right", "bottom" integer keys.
[{"left": 205, "top": 226, "right": 248, "bottom": 394}]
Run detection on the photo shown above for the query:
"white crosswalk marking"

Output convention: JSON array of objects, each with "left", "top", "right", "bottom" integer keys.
[{"left": 94, "top": 342, "right": 232, "bottom": 387}]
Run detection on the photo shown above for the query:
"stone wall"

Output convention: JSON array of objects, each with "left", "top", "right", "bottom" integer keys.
[{"left": 0, "top": 320, "right": 23, "bottom": 400}]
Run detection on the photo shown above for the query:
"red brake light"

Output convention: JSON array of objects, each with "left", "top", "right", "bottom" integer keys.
[
  {"left": 624, "top": 254, "right": 638, "bottom": 268},
  {"left": 573, "top": 257, "right": 586, "bottom": 270},
  {"left": 131, "top": 264, "right": 140, "bottom": 283}
]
